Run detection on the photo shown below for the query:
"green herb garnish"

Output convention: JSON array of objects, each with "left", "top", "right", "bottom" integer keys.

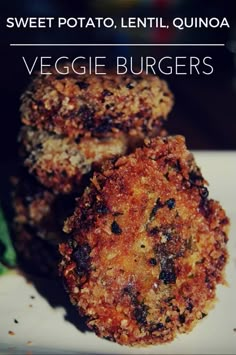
[{"left": 0, "top": 204, "right": 17, "bottom": 274}]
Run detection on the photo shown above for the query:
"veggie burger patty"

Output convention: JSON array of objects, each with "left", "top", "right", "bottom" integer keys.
[
  {"left": 20, "top": 68, "right": 173, "bottom": 139},
  {"left": 59, "top": 135, "right": 229, "bottom": 346}
]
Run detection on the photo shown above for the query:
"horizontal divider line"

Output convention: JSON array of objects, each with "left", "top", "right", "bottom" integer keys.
[{"left": 10, "top": 43, "right": 225, "bottom": 47}]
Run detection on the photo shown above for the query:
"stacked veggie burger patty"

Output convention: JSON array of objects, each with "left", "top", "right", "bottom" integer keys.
[
  {"left": 12, "top": 67, "right": 173, "bottom": 277},
  {"left": 12, "top": 66, "right": 229, "bottom": 346}
]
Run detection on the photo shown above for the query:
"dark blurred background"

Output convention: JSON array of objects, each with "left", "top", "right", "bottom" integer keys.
[{"left": 0, "top": 0, "right": 236, "bottom": 165}]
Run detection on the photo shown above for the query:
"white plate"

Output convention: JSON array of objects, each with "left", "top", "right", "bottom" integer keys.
[{"left": 0, "top": 152, "right": 236, "bottom": 355}]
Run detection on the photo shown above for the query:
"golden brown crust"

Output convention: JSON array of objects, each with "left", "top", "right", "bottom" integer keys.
[
  {"left": 20, "top": 69, "right": 173, "bottom": 139},
  {"left": 59, "top": 135, "right": 229, "bottom": 346},
  {"left": 19, "top": 127, "right": 130, "bottom": 194}
]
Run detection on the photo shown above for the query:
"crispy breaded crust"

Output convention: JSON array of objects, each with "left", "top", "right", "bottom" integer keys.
[
  {"left": 19, "top": 127, "right": 129, "bottom": 194},
  {"left": 20, "top": 69, "right": 173, "bottom": 139},
  {"left": 11, "top": 173, "right": 75, "bottom": 277},
  {"left": 13, "top": 224, "right": 60, "bottom": 277},
  {"left": 59, "top": 136, "right": 229, "bottom": 346}
]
